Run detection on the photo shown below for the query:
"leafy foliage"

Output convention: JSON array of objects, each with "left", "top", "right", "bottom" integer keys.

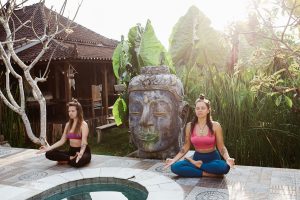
[
  {"left": 112, "top": 20, "right": 174, "bottom": 126},
  {"left": 113, "top": 20, "right": 174, "bottom": 85},
  {"left": 112, "top": 97, "right": 127, "bottom": 126},
  {"left": 169, "top": 6, "right": 230, "bottom": 94},
  {"left": 109, "top": 3, "right": 300, "bottom": 168},
  {"left": 170, "top": 4, "right": 300, "bottom": 168},
  {"left": 112, "top": 36, "right": 131, "bottom": 81},
  {"left": 169, "top": 6, "right": 230, "bottom": 68},
  {"left": 0, "top": 81, "right": 25, "bottom": 147}
]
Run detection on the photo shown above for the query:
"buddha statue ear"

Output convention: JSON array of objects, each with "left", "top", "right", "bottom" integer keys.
[{"left": 178, "top": 101, "right": 190, "bottom": 147}]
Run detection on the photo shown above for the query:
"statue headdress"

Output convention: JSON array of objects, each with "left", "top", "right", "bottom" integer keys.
[{"left": 128, "top": 66, "right": 184, "bottom": 101}]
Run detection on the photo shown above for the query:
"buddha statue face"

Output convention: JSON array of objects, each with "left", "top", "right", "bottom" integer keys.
[
  {"left": 128, "top": 66, "right": 188, "bottom": 159},
  {"left": 129, "top": 90, "right": 180, "bottom": 153}
]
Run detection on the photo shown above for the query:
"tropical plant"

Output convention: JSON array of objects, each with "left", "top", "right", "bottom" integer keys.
[
  {"left": 244, "top": 0, "right": 300, "bottom": 109},
  {"left": 182, "top": 64, "right": 300, "bottom": 168},
  {"left": 0, "top": 81, "right": 26, "bottom": 147},
  {"left": 113, "top": 20, "right": 174, "bottom": 85},
  {"left": 170, "top": 4, "right": 300, "bottom": 168},
  {"left": 169, "top": 6, "right": 230, "bottom": 68},
  {"left": 169, "top": 5, "right": 230, "bottom": 94},
  {"left": 112, "top": 20, "right": 174, "bottom": 125}
]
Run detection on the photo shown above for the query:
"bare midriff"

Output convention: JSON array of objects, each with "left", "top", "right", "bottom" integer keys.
[
  {"left": 70, "top": 140, "right": 81, "bottom": 148},
  {"left": 195, "top": 147, "right": 216, "bottom": 153}
]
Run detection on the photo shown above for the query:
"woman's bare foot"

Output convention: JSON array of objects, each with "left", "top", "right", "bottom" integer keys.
[
  {"left": 57, "top": 161, "right": 68, "bottom": 165},
  {"left": 185, "top": 157, "right": 203, "bottom": 168},
  {"left": 202, "top": 171, "right": 224, "bottom": 178}
]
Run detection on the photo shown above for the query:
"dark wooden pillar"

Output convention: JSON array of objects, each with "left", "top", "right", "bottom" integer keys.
[
  {"left": 102, "top": 63, "right": 108, "bottom": 116},
  {"left": 0, "top": 102, "right": 2, "bottom": 123},
  {"left": 54, "top": 65, "right": 60, "bottom": 99},
  {"left": 63, "top": 63, "right": 71, "bottom": 119},
  {"left": 64, "top": 63, "right": 72, "bottom": 102},
  {"left": 93, "top": 64, "right": 97, "bottom": 84}
]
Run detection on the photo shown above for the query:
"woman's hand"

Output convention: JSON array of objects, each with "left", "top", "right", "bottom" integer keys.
[
  {"left": 36, "top": 145, "right": 50, "bottom": 154},
  {"left": 76, "top": 153, "right": 82, "bottom": 163},
  {"left": 226, "top": 157, "right": 235, "bottom": 168},
  {"left": 163, "top": 158, "right": 175, "bottom": 169},
  {"left": 185, "top": 157, "right": 203, "bottom": 168},
  {"left": 71, "top": 152, "right": 83, "bottom": 163}
]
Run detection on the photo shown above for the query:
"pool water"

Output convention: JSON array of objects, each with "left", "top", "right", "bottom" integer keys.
[{"left": 44, "top": 183, "right": 148, "bottom": 200}]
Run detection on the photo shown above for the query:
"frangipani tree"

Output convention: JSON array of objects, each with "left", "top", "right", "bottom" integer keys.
[{"left": 0, "top": 0, "right": 81, "bottom": 145}]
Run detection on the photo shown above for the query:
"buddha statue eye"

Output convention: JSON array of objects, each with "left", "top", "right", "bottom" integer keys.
[
  {"left": 153, "top": 112, "right": 167, "bottom": 117},
  {"left": 152, "top": 101, "right": 170, "bottom": 117},
  {"left": 130, "top": 111, "right": 141, "bottom": 115},
  {"left": 129, "top": 102, "right": 142, "bottom": 116}
]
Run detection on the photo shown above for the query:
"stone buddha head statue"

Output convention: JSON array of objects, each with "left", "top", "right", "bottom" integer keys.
[{"left": 128, "top": 66, "right": 188, "bottom": 159}]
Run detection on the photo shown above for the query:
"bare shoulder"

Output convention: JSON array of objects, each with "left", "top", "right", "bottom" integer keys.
[
  {"left": 212, "top": 121, "right": 222, "bottom": 131},
  {"left": 186, "top": 122, "right": 192, "bottom": 130},
  {"left": 65, "top": 122, "right": 70, "bottom": 129},
  {"left": 81, "top": 121, "right": 88, "bottom": 128},
  {"left": 186, "top": 122, "right": 192, "bottom": 128},
  {"left": 185, "top": 122, "right": 192, "bottom": 135}
]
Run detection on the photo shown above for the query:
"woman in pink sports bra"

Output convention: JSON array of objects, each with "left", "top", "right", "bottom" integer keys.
[
  {"left": 164, "top": 94, "right": 235, "bottom": 177},
  {"left": 37, "top": 99, "right": 91, "bottom": 167}
]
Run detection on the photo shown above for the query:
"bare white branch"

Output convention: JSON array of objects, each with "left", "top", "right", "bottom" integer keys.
[
  {"left": 0, "top": 0, "right": 80, "bottom": 145},
  {"left": 0, "top": 90, "right": 21, "bottom": 113}
]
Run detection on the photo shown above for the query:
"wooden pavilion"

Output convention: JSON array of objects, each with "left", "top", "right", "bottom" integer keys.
[{"left": 0, "top": 3, "right": 119, "bottom": 137}]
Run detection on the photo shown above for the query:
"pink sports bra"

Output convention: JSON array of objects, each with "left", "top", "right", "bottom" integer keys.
[
  {"left": 66, "top": 133, "right": 82, "bottom": 140},
  {"left": 190, "top": 127, "right": 216, "bottom": 149}
]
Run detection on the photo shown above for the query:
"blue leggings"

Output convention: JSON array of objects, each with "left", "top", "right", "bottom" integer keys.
[{"left": 171, "top": 150, "right": 230, "bottom": 177}]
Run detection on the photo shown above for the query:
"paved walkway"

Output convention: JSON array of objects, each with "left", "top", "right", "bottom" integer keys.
[{"left": 0, "top": 147, "right": 299, "bottom": 200}]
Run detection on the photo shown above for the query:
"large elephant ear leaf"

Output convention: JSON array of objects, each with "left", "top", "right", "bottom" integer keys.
[
  {"left": 112, "top": 37, "right": 130, "bottom": 81},
  {"left": 169, "top": 5, "right": 229, "bottom": 67},
  {"left": 139, "top": 19, "right": 171, "bottom": 67},
  {"left": 128, "top": 24, "right": 144, "bottom": 72},
  {"left": 169, "top": 5, "right": 203, "bottom": 66},
  {"left": 128, "top": 24, "right": 143, "bottom": 46},
  {"left": 112, "top": 97, "right": 127, "bottom": 126},
  {"left": 112, "top": 43, "right": 122, "bottom": 79}
]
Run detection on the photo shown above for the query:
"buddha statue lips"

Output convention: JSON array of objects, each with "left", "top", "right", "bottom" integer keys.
[{"left": 137, "top": 129, "right": 159, "bottom": 142}]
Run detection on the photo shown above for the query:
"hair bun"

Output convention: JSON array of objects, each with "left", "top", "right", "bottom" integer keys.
[
  {"left": 199, "top": 94, "right": 205, "bottom": 100},
  {"left": 72, "top": 98, "right": 78, "bottom": 103}
]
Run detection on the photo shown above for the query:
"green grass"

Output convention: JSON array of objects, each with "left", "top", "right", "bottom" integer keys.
[{"left": 88, "top": 127, "right": 137, "bottom": 156}]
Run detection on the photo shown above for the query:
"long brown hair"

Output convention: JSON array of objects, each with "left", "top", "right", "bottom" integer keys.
[
  {"left": 191, "top": 94, "right": 214, "bottom": 135},
  {"left": 66, "top": 99, "right": 84, "bottom": 134}
]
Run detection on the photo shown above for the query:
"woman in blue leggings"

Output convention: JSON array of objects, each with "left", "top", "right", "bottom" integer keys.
[{"left": 164, "top": 94, "right": 235, "bottom": 177}]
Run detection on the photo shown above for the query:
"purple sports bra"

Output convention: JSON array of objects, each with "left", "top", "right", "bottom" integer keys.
[{"left": 66, "top": 133, "right": 82, "bottom": 140}]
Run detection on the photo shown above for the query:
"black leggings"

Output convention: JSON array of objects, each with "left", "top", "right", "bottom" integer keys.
[{"left": 45, "top": 146, "right": 91, "bottom": 168}]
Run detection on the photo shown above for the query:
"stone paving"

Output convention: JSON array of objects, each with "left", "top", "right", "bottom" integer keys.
[{"left": 0, "top": 146, "right": 299, "bottom": 200}]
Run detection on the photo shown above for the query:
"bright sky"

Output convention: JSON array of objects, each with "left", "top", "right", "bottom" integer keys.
[{"left": 30, "top": 0, "right": 251, "bottom": 48}]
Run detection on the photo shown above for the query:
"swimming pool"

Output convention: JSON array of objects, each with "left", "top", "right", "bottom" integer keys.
[
  {"left": 25, "top": 167, "right": 184, "bottom": 200},
  {"left": 44, "top": 183, "right": 147, "bottom": 200},
  {"left": 31, "top": 177, "right": 148, "bottom": 200}
]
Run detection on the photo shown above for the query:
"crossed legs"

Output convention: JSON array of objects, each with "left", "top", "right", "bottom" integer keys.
[
  {"left": 45, "top": 146, "right": 91, "bottom": 168},
  {"left": 170, "top": 151, "right": 230, "bottom": 177}
]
